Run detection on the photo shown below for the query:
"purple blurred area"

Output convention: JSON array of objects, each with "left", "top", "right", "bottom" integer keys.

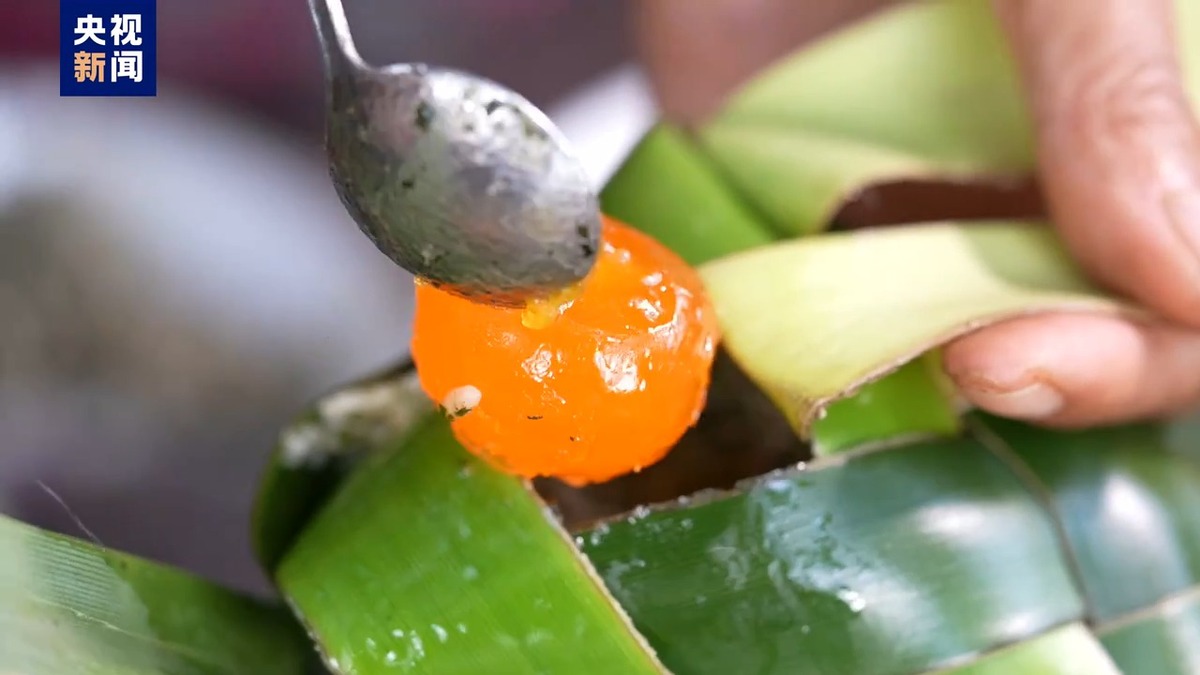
[
  {"left": 1, "top": 0, "right": 629, "bottom": 132},
  {"left": 0, "top": 0, "right": 648, "bottom": 596}
]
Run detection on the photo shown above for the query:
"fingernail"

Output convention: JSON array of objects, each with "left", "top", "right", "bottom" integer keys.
[
  {"left": 961, "top": 380, "right": 1065, "bottom": 420},
  {"left": 1165, "top": 189, "right": 1200, "bottom": 266}
]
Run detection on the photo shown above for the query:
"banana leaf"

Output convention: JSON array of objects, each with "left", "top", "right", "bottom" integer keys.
[
  {"left": 252, "top": 1, "right": 1200, "bottom": 673},
  {"left": 0, "top": 514, "right": 309, "bottom": 674},
  {"left": 254, "top": 367, "right": 664, "bottom": 674}
]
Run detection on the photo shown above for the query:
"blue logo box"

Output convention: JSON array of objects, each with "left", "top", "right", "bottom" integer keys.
[{"left": 60, "top": 0, "right": 157, "bottom": 97}]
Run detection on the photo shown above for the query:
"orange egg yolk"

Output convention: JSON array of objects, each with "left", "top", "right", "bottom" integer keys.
[{"left": 411, "top": 216, "right": 719, "bottom": 486}]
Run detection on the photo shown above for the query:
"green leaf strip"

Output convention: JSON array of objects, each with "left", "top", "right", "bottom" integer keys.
[
  {"left": 929, "top": 623, "right": 1120, "bottom": 675},
  {"left": 581, "top": 436, "right": 1084, "bottom": 675},
  {"left": 275, "top": 416, "right": 666, "bottom": 674},
  {"left": 0, "top": 515, "right": 309, "bottom": 675}
]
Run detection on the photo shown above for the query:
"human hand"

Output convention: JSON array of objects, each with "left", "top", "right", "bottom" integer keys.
[{"left": 634, "top": 0, "right": 1200, "bottom": 427}]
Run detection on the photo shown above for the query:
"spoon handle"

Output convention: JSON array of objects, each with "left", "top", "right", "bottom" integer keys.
[{"left": 308, "top": 0, "right": 365, "bottom": 76}]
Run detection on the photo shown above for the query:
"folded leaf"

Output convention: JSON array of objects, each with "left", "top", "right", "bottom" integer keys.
[
  {"left": 703, "top": 0, "right": 1199, "bottom": 235},
  {"left": 701, "top": 122, "right": 940, "bottom": 236},
  {"left": 719, "top": 0, "right": 1032, "bottom": 168},
  {"left": 698, "top": 221, "right": 1127, "bottom": 435}
]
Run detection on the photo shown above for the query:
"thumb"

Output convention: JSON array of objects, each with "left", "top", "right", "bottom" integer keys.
[{"left": 994, "top": 0, "right": 1200, "bottom": 327}]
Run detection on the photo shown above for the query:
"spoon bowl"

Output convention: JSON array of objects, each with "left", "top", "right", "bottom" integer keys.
[{"left": 310, "top": 0, "right": 601, "bottom": 305}]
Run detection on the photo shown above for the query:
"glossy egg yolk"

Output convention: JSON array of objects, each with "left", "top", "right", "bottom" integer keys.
[{"left": 411, "top": 216, "right": 719, "bottom": 486}]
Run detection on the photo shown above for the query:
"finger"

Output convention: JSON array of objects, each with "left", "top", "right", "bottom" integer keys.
[
  {"left": 631, "top": 0, "right": 895, "bottom": 125},
  {"left": 944, "top": 313, "right": 1200, "bottom": 427},
  {"left": 993, "top": 0, "right": 1200, "bottom": 328}
]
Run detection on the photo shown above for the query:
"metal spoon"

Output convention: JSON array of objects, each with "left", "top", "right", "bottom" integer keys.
[{"left": 308, "top": 0, "right": 601, "bottom": 305}]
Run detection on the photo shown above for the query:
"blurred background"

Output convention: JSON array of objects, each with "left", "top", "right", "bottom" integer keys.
[{"left": 0, "top": 0, "right": 657, "bottom": 595}]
